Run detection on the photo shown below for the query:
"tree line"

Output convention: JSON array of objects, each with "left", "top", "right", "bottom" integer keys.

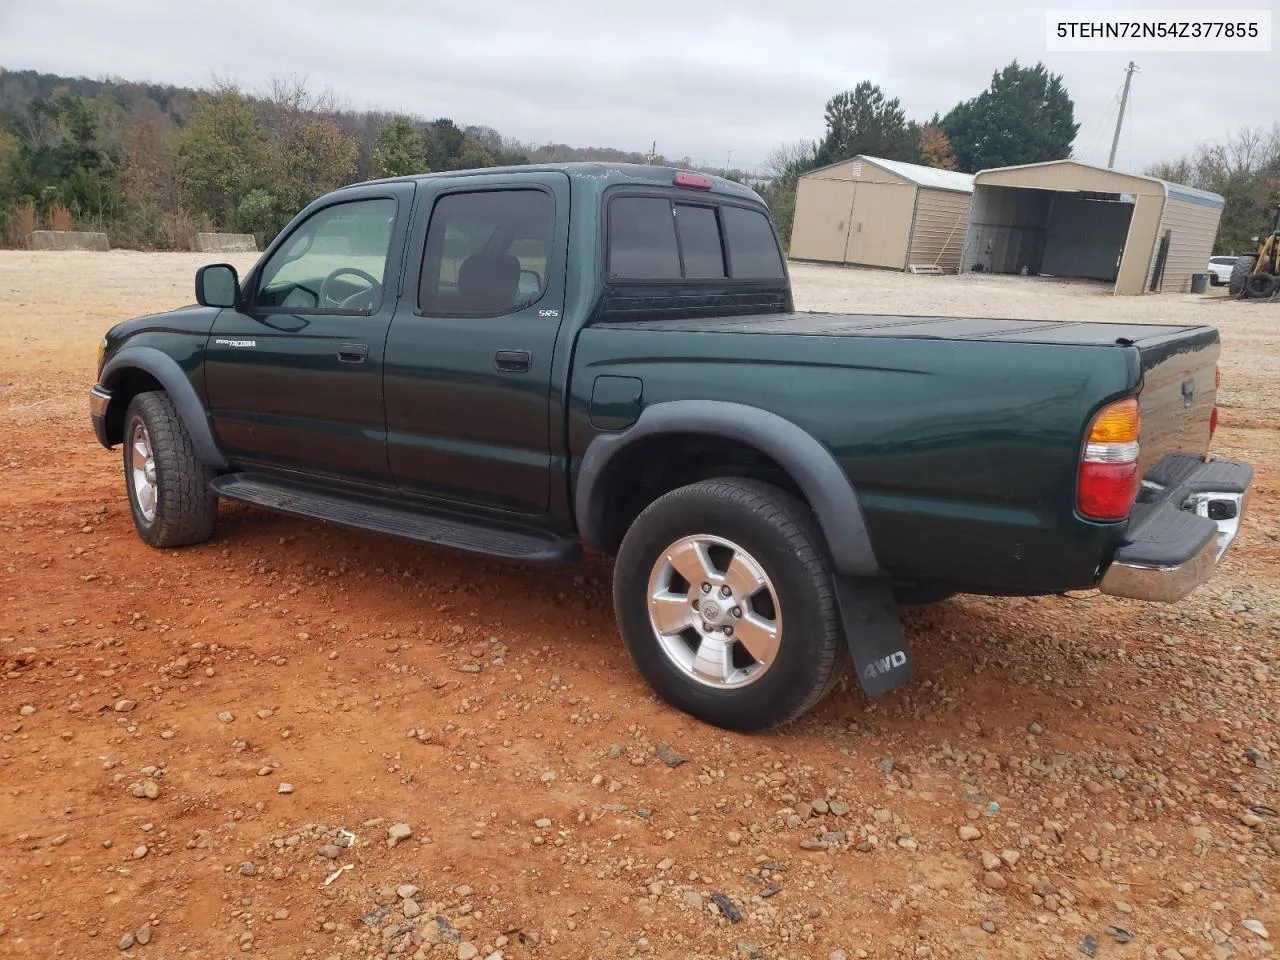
[
  {"left": 757, "top": 60, "right": 1080, "bottom": 246},
  {"left": 3, "top": 65, "right": 1273, "bottom": 258},
  {"left": 1146, "top": 125, "right": 1280, "bottom": 256},
  {"left": 0, "top": 68, "right": 706, "bottom": 249}
]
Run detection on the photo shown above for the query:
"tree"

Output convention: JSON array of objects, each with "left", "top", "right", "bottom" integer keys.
[
  {"left": 372, "top": 115, "right": 427, "bottom": 178},
  {"left": 765, "top": 139, "right": 822, "bottom": 181},
  {"left": 940, "top": 61, "right": 1078, "bottom": 173},
  {"left": 424, "top": 119, "right": 466, "bottom": 171},
  {"left": 754, "top": 140, "right": 824, "bottom": 252},
  {"left": 175, "top": 88, "right": 262, "bottom": 228},
  {"left": 272, "top": 116, "right": 359, "bottom": 211},
  {"left": 1147, "top": 124, "right": 1280, "bottom": 254},
  {"left": 448, "top": 138, "right": 496, "bottom": 171},
  {"left": 817, "top": 82, "right": 921, "bottom": 165},
  {"left": 919, "top": 123, "right": 957, "bottom": 170},
  {"left": 0, "top": 129, "right": 19, "bottom": 235},
  {"left": 8, "top": 92, "right": 122, "bottom": 224}
]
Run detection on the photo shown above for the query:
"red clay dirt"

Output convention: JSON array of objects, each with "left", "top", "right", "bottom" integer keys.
[{"left": 1, "top": 253, "right": 1276, "bottom": 960}]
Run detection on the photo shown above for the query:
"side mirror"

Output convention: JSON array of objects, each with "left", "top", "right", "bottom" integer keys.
[{"left": 195, "top": 264, "right": 241, "bottom": 308}]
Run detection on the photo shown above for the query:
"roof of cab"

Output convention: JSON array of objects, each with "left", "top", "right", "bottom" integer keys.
[{"left": 338, "top": 161, "right": 765, "bottom": 203}]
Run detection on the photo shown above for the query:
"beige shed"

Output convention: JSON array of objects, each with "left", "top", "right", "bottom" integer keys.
[
  {"left": 790, "top": 156, "right": 975, "bottom": 273},
  {"left": 961, "top": 159, "right": 1225, "bottom": 295}
]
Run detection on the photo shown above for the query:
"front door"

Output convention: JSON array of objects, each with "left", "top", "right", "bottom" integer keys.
[
  {"left": 204, "top": 183, "right": 415, "bottom": 485},
  {"left": 384, "top": 173, "right": 570, "bottom": 514}
]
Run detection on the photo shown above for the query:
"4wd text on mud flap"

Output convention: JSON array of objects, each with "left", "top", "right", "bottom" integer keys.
[{"left": 862, "top": 650, "right": 907, "bottom": 681}]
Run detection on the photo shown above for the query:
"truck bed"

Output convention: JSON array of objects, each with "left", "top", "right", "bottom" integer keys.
[{"left": 599, "top": 310, "right": 1217, "bottom": 349}]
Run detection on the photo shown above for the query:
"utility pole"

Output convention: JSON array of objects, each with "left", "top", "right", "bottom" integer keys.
[{"left": 1108, "top": 61, "right": 1138, "bottom": 168}]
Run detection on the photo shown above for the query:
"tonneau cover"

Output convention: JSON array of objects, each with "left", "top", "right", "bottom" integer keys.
[{"left": 598, "top": 311, "right": 1213, "bottom": 347}]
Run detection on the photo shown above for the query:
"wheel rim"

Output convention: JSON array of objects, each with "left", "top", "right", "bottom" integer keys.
[
  {"left": 130, "top": 420, "right": 158, "bottom": 523},
  {"left": 646, "top": 534, "right": 782, "bottom": 689}
]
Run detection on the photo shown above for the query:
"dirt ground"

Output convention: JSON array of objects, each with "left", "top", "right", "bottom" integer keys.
[{"left": 1, "top": 252, "right": 1276, "bottom": 960}]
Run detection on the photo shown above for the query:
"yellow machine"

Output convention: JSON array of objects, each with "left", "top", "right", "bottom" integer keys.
[{"left": 1229, "top": 197, "right": 1280, "bottom": 299}]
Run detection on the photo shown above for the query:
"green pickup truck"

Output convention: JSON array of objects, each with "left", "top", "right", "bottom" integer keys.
[{"left": 90, "top": 162, "right": 1253, "bottom": 731}]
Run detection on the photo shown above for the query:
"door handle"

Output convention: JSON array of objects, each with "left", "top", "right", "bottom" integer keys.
[
  {"left": 494, "top": 349, "right": 531, "bottom": 373},
  {"left": 338, "top": 343, "right": 368, "bottom": 363}
]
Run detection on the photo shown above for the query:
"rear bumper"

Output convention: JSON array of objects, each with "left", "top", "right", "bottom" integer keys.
[
  {"left": 90, "top": 384, "right": 112, "bottom": 447},
  {"left": 1099, "top": 453, "right": 1252, "bottom": 602}
]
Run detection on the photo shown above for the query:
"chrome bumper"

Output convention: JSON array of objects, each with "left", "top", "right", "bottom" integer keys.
[
  {"left": 1100, "top": 455, "right": 1252, "bottom": 603},
  {"left": 90, "top": 384, "right": 112, "bottom": 447},
  {"left": 90, "top": 384, "right": 111, "bottom": 418}
]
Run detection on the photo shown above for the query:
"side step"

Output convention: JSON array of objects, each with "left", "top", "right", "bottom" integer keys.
[{"left": 210, "top": 474, "right": 580, "bottom": 567}]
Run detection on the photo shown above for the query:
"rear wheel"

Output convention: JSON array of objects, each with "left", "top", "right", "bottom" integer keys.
[
  {"left": 122, "top": 391, "right": 219, "bottom": 548},
  {"left": 1228, "top": 256, "right": 1257, "bottom": 297},
  {"left": 612, "top": 478, "right": 847, "bottom": 732}
]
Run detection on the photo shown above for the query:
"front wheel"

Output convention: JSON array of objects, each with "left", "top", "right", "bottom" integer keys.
[
  {"left": 122, "top": 391, "right": 219, "bottom": 548},
  {"left": 612, "top": 478, "right": 847, "bottom": 732}
]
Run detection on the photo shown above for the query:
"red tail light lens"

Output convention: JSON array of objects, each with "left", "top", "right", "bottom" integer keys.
[
  {"left": 1077, "top": 398, "right": 1141, "bottom": 521},
  {"left": 674, "top": 171, "right": 712, "bottom": 189},
  {"left": 1078, "top": 461, "right": 1141, "bottom": 519},
  {"left": 1210, "top": 366, "right": 1220, "bottom": 440}
]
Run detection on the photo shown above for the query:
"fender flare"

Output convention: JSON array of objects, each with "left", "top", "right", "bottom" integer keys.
[
  {"left": 574, "top": 399, "right": 880, "bottom": 578},
  {"left": 100, "top": 346, "right": 229, "bottom": 470}
]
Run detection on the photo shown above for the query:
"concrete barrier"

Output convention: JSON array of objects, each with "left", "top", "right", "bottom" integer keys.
[
  {"left": 194, "top": 233, "right": 258, "bottom": 253},
  {"left": 27, "top": 230, "right": 110, "bottom": 252}
]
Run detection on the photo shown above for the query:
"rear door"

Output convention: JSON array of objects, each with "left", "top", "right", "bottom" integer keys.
[
  {"left": 383, "top": 172, "right": 570, "bottom": 514},
  {"left": 204, "top": 183, "right": 414, "bottom": 485}
]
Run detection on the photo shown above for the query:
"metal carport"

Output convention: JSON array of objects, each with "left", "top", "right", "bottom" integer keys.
[{"left": 961, "top": 160, "right": 1224, "bottom": 295}]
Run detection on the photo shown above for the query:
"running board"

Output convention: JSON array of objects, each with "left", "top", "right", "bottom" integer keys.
[{"left": 210, "top": 474, "right": 580, "bottom": 567}]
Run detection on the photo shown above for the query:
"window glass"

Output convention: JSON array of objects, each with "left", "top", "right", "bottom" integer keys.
[
  {"left": 722, "top": 205, "right": 785, "bottom": 279},
  {"left": 419, "top": 189, "right": 555, "bottom": 316},
  {"left": 675, "top": 204, "right": 725, "bottom": 279},
  {"left": 256, "top": 198, "right": 398, "bottom": 312},
  {"left": 608, "top": 197, "right": 680, "bottom": 279}
]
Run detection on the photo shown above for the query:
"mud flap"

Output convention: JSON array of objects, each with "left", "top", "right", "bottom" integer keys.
[{"left": 833, "top": 575, "right": 914, "bottom": 696}]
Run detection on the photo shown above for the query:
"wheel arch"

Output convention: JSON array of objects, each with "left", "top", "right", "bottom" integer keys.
[
  {"left": 101, "top": 346, "right": 229, "bottom": 470},
  {"left": 574, "top": 400, "right": 880, "bottom": 578}
]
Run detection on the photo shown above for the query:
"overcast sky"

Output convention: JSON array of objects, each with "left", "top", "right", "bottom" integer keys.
[{"left": 0, "top": 0, "right": 1274, "bottom": 175}]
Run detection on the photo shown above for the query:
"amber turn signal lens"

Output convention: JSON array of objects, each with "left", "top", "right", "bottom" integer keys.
[{"left": 1088, "top": 398, "right": 1140, "bottom": 444}]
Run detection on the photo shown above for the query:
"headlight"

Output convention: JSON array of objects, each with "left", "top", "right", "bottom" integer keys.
[{"left": 96, "top": 337, "right": 107, "bottom": 375}]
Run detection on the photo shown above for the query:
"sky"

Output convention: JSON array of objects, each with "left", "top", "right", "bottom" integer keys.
[{"left": 0, "top": 0, "right": 1274, "bottom": 175}]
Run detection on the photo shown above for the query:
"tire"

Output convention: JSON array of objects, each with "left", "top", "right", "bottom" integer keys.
[
  {"left": 612, "top": 478, "right": 847, "bottom": 732},
  {"left": 1245, "top": 273, "right": 1277, "bottom": 298},
  {"left": 1228, "top": 256, "right": 1256, "bottom": 297},
  {"left": 122, "top": 391, "right": 219, "bottom": 548}
]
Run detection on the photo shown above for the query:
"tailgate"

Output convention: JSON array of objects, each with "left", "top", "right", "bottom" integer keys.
[{"left": 1132, "top": 326, "right": 1220, "bottom": 474}]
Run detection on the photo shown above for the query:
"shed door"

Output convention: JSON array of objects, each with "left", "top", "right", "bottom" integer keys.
[
  {"left": 843, "top": 182, "right": 913, "bottom": 269},
  {"left": 791, "top": 178, "right": 855, "bottom": 262}
]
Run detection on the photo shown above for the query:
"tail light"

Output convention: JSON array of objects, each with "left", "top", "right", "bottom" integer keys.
[
  {"left": 1078, "top": 397, "right": 1140, "bottom": 520},
  {"left": 674, "top": 171, "right": 712, "bottom": 189},
  {"left": 1210, "top": 365, "right": 1220, "bottom": 439}
]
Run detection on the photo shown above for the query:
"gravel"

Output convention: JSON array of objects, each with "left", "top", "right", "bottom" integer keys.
[{"left": 4, "top": 254, "right": 1279, "bottom": 960}]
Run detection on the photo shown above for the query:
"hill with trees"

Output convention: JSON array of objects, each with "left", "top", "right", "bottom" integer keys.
[{"left": 0, "top": 67, "right": 743, "bottom": 249}]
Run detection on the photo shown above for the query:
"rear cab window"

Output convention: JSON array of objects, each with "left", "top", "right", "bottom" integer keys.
[{"left": 605, "top": 191, "right": 785, "bottom": 283}]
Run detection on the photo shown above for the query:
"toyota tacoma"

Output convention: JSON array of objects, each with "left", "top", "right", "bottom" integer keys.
[{"left": 89, "top": 163, "right": 1254, "bottom": 731}]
